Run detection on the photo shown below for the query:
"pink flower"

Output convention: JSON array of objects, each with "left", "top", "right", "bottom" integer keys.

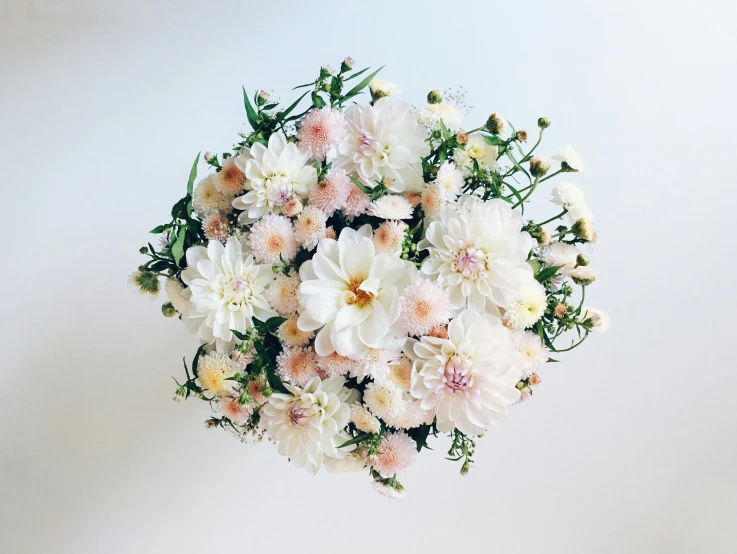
[
  {"left": 202, "top": 212, "right": 230, "bottom": 242},
  {"left": 308, "top": 168, "right": 352, "bottom": 215},
  {"left": 297, "top": 108, "right": 346, "bottom": 161},
  {"left": 220, "top": 398, "right": 252, "bottom": 425},
  {"left": 342, "top": 183, "right": 371, "bottom": 219},
  {"left": 370, "top": 432, "right": 417, "bottom": 477}
]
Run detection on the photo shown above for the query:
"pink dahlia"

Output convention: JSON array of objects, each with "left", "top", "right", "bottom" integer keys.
[{"left": 297, "top": 108, "right": 346, "bottom": 161}]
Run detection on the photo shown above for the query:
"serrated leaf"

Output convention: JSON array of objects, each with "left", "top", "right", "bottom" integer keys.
[
  {"left": 242, "top": 86, "right": 259, "bottom": 129},
  {"left": 342, "top": 66, "right": 384, "bottom": 102}
]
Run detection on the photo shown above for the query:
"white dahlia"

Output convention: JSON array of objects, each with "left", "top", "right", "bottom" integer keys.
[
  {"left": 232, "top": 132, "right": 318, "bottom": 222},
  {"left": 297, "top": 225, "right": 413, "bottom": 359},
  {"left": 181, "top": 239, "right": 277, "bottom": 349},
  {"left": 407, "top": 309, "right": 521, "bottom": 435},
  {"left": 335, "top": 99, "right": 430, "bottom": 193},
  {"left": 452, "top": 132, "right": 499, "bottom": 177},
  {"left": 513, "top": 331, "right": 549, "bottom": 378},
  {"left": 420, "top": 198, "right": 535, "bottom": 314},
  {"left": 259, "top": 377, "right": 353, "bottom": 474}
]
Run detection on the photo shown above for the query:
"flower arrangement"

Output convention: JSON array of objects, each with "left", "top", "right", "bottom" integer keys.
[{"left": 131, "top": 58, "right": 608, "bottom": 499}]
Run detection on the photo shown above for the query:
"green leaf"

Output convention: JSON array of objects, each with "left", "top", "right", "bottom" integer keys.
[
  {"left": 231, "top": 329, "right": 250, "bottom": 341},
  {"left": 343, "top": 67, "right": 370, "bottom": 81},
  {"left": 280, "top": 90, "right": 310, "bottom": 119},
  {"left": 506, "top": 182, "right": 524, "bottom": 206},
  {"left": 342, "top": 66, "right": 384, "bottom": 102},
  {"left": 266, "top": 368, "right": 288, "bottom": 394},
  {"left": 407, "top": 424, "right": 432, "bottom": 452},
  {"left": 263, "top": 316, "right": 287, "bottom": 331},
  {"left": 171, "top": 229, "right": 186, "bottom": 266},
  {"left": 242, "top": 86, "right": 259, "bottom": 129},
  {"left": 150, "top": 224, "right": 168, "bottom": 234},
  {"left": 338, "top": 433, "right": 372, "bottom": 449},
  {"left": 527, "top": 259, "right": 543, "bottom": 274},
  {"left": 547, "top": 358, "right": 559, "bottom": 363},
  {"left": 171, "top": 195, "right": 189, "bottom": 220},
  {"left": 440, "top": 120, "right": 451, "bottom": 142},
  {"left": 191, "top": 345, "right": 206, "bottom": 378},
  {"left": 311, "top": 91, "right": 326, "bottom": 109},
  {"left": 186, "top": 153, "right": 200, "bottom": 197},
  {"left": 535, "top": 264, "right": 563, "bottom": 283},
  {"left": 483, "top": 135, "right": 505, "bottom": 145},
  {"left": 348, "top": 174, "right": 373, "bottom": 194}
]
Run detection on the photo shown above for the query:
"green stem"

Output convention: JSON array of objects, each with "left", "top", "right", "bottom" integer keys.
[
  {"left": 512, "top": 176, "right": 539, "bottom": 208},
  {"left": 553, "top": 332, "right": 590, "bottom": 353},
  {"left": 538, "top": 210, "right": 568, "bottom": 226}
]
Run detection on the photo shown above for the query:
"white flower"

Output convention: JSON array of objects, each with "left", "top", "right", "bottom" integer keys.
[
  {"left": 550, "top": 182, "right": 592, "bottom": 222},
  {"left": 364, "top": 379, "right": 406, "bottom": 422},
  {"left": 553, "top": 145, "right": 584, "bottom": 171},
  {"left": 504, "top": 279, "right": 547, "bottom": 331},
  {"left": 192, "top": 175, "right": 233, "bottom": 217},
  {"left": 407, "top": 309, "right": 521, "bottom": 435},
  {"left": 232, "top": 132, "right": 318, "bottom": 222},
  {"left": 368, "top": 195, "right": 414, "bottom": 220},
  {"left": 165, "top": 278, "right": 192, "bottom": 316},
  {"left": 324, "top": 450, "right": 367, "bottom": 473},
  {"left": 350, "top": 403, "right": 381, "bottom": 434},
  {"left": 259, "top": 377, "right": 353, "bottom": 474},
  {"left": 569, "top": 266, "right": 598, "bottom": 285},
  {"left": 369, "top": 80, "right": 401, "bottom": 98},
  {"left": 335, "top": 99, "right": 430, "bottom": 193},
  {"left": 415, "top": 103, "right": 464, "bottom": 129},
  {"left": 276, "top": 346, "right": 319, "bottom": 387},
  {"left": 316, "top": 352, "right": 357, "bottom": 378},
  {"left": 219, "top": 397, "right": 252, "bottom": 425},
  {"left": 294, "top": 206, "right": 327, "bottom": 250},
  {"left": 452, "top": 133, "right": 498, "bottom": 177},
  {"left": 420, "top": 198, "right": 535, "bottom": 314},
  {"left": 373, "top": 220, "right": 406, "bottom": 255},
  {"left": 538, "top": 241, "right": 579, "bottom": 273},
  {"left": 369, "top": 432, "right": 416, "bottom": 477},
  {"left": 197, "top": 352, "right": 240, "bottom": 397},
  {"left": 513, "top": 331, "right": 549, "bottom": 378},
  {"left": 266, "top": 271, "right": 301, "bottom": 316},
  {"left": 297, "top": 225, "right": 413, "bottom": 359},
  {"left": 420, "top": 182, "right": 446, "bottom": 219},
  {"left": 372, "top": 479, "right": 406, "bottom": 499},
  {"left": 389, "top": 395, "right": 433, "bottom": 429},
  {"left": 277, "top": 315, "right": 314, "bottom": 347},
  {"left": 388, "top": 355, "right": 413, "bottom": 392},
  {"left": 434, "top": 161, "right": 465, "bottom": 200},
  {"left": 248, "top": 214, "right": 298, "bottom": 265},
  {"left": 181, "top": 239, "right": 277, "bottom": 349},
  {"left": 580, "top": 307, "right": 610, "bottom": 331},
  {"left": 399, "top": 277, "right": 451, "bottom": 336},
  {"left": 349, "top": 345, "right": 402, "bottom": 383}
]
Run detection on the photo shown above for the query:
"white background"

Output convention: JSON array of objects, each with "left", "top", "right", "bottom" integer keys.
[{"left": 1, "top": 0, "right": 736, "bottom": 552}]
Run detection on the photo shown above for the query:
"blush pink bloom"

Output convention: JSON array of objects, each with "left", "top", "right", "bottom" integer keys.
[
  {"left": 297, "top": 108, "right": 346, "bottom": 162},
  {"left": 308, "top": 168, "right": 352, "bottom": 215}
]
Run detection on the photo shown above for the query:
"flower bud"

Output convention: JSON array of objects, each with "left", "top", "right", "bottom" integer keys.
[
  {"left": 204, "top": 151, "right": 215, "bottom": 163},
  {"left": 173, "top": 386, "right": 186, "bottom": 402},
  {"left": 529, "top": 156, "right": 551, "bottom": 178},
  {"left": 537, "top": 117, "right": 551, "bottom": 129},
  {"left": 516, "top": 380, "right": 525, "bottom": 390},
  {"left": 341, "top": 57, "right": 355, "bottom": 72},
  {"left": 456, "top": 130, "right": 469, "bottom": 144},
  {"left": 460, "top": 460, "right": 470, "bottom": 476},
  {"left": 427, "top": 90, "right": 443, "bottom": 104},
  {"left": 322, "top": 65, "right": 335, "bottom": 75},
  {"left": 485, "top": 113, "right": 506, "bottom": 135},
  {"left": 554, "top": 302, "right": 570, "bottom": 319},
  {"left": 576, "top": 253, "right": 590, "bottom": 267},
  {"left": 429, "top": 325, "right": 449, "bottom": 339},
  {"left": 571, "top": 218, "right": 595, "bottom": 242},
  {"left": 369, "top": 80, "right": 401, "bottom": 102},
  {"left": 205, "top": 418, "right": 218, "bottom": 429},
  {"left": 139, "top": 246, "right": 148, "bottom": 254},
  {"left": 529, "top": 373, "right": 541, "bottom": 385},
  {"left": 515, "top": 130, "right": 528, "bottom": 142},
  {"left": 161, "top": 302, "right": 177, "bottom": 318},
  {"left": 257, "top": 90, "right": 270, "bottom": 106}
]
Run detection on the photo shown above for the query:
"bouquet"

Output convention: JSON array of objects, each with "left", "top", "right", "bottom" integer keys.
[{"left": 131, "top": 58, "right": 608, "bottom": 499}]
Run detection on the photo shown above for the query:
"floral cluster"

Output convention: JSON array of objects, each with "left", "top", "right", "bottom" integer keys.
[{"left": 131, "top": 59, "right": 608, "bottom": 499}]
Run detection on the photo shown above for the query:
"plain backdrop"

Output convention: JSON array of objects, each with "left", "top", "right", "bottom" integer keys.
[{"left": 1, "top": 0, "right": 736, "bottom": 553}]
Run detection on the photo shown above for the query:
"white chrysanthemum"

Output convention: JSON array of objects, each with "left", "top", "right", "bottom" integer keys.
[
  {"left": 248, "top": 214, "right": 298, "bottom": 266},
  {"left": 580, "top": 307, "right": 610, "bottom": 332},
  {"left": 538, "top": 241, "right": 579, "bottom": 272},
  {"left": 388, "top": 355, "right": 413, "bottom": 392},
  {"left": 434, "top": 161, "right": 465, "bottom": 200},
  {"left": 420, "top": 182, "right": 446, "bottom": 219},
  {"left": 513, "top": 331, "right": 549, "bottom": 378},
  {"left": 372, "top": 479, "right": 406, "bottom": 500},
  {"left": 553, "top": 145, "right": 584, "bottom": 171},
  {"left": 294, "top": 206, "right": 327, "bottom": 250},
  {"left": 364, "top": 379, "right": 406, "bottom": 422},
  {"left": 399, "top": 277, "right": 451, "bottom": 336},
  {"left": 420, "top": 198, "right": 535, "bottom": 314},
  {"left": 407, "top": 309, "right": 521, "bottom": 435},
  {"left": 550, "top": 182, "right": 592, "bottom": 222},
  {"left": 390, "top": 395, "right": 433, "bottom": 429},
  {"left": 276, "top": 346, "right": 319, "bottom": 388},
  {"left": 370, "top": 432, "right": 417, "bottom": 477},
  {"left": 335, "top": 99, "right": 430, "bottom": 193},
  {"left": 219, "top": 397, "right": 252, "bottom": 425},
  {"left": 316, "top": 352, "right": 357, "bottom": 378},
  {"left": 259, "top": 377, "right": 353, "bottom": 474},
  {"left": 165, "top": 278, "right": 192, "bottom": 316},
  {"left": 368, "top": 195, "right": 414, "bottom": 220},
  {"left": 568, "top": 266, "right": 598, "bottom": 285},
  {"left": 415, "top": 103, "right": 464, "bottom": 129},
  {"left": 197, "top": 352, "right": 240, "bottom": 398},
  {"left": 193, "top": 175, "right": 233, "bottom": 217},
  {"left": 350, "top": 346, "right": 401, "bottom": 384},
  {"left": 277, "top": 315, "right": 314, "bottom": 347},
  {"left": 215, "top": 156, "right": 247, "bottom": 196},
  {"left": 297, "top": 225, "right": 413, "bottom": 359},
  {"left": 373, "top": 220, "right": 406, "bottom": 255},
  {"left": 369, "top": 80, "right": 401, "bottom": 98},
  {"left": 181, "top": 239, "right": 277, "bottom": 349},
  {"left": 266, "top": 271, "right": 300, "bottom": 316},
  {"left": 452, "top": 133, "right": 498, "bottom": 177},
  {"left": 324, "top": 450, "right": 368, "bottom": 473},
  {"left": 505, "top": 280, "right": 547, "bottom": 331},
  {"left": 350, "top": 403, "right": 381, "bottom": 434},
  {"left": 232, "top": 132, "right": 318, "bottom": 222}
]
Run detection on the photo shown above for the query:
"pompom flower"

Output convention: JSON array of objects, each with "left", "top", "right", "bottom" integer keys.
[
  {"left": 248, "top": 214, "right": 298, "bottom": 265},
  {"left": 550, "top": 182, "right": 592, "bottom": 222},
  {"left": 420, "top": 182, "right": 445, "bottom": 219},
  {"left": 370, "top": 432, "right": 417, "bottom": 477},
  {"left": 553, "top": 145, "right": 584, "bottom": 172},
  {"left": 350, "top": 346, "right": 402, "bottom": 383},
  {"left": 308, "top": 168, "right": 352, "bottom": 215},
  {"left": 350, "top": 403, "right": 381, "bottom": 434},
  {"left": 363, "top": 380, "right": 406, "bottom": 422},
  {"left": 297, "top": 108, "right": 346, "bottom": 161},
  {"left": 202, "top": 212, "right": 230, "bottom": 242},
  {"left": 399, "top": 277, "right": 451, "bottom": 336},
  {"left": 388, "top": 355, "right": 413, "bottom": 392},
  {"left": 277, "top": 315, "right": 314, "bottom": 347},
  {"left": 266, "top": 271, "right": 301, "bottom": 316},
  {"left": 416, "top": 103, "right": 464, "bottom": 130},
  {"left": 369, "top": 195, "right": 414, "bottom": 220},
  {"left": 294, "top": 206, "right": 327, "bottom": 250},
  {"left": 220, "top": 398, "right": 252, "bottom": 425},
  {"left": 513, "top": 331, "right": 549, "bottom": 378},
  {"left": 215, "top": 156, "right": 247, "bottom": 195},
  {"left": 193, "top": 175, "right": 233, "bottom": 217},
  {"left": 342, "top": 184, "right": 371, "bottom": 218},
  {"left": 505, "top": 280, "right": 548, "bottom": 331},
  {"left": 276, "top": 346, "right": 319, "bottom": 387},
  {"left": 315, "top": 352, "right": 357, "bottom": 378},
  {"left": 433, "top": 161, "right": 465, "bottom": 199},
  {"left": 197, "top": 352, "right": 240, "bottom": 398},
  {"left": 373, "top": 220, "right": 406, "bottom": 255}
]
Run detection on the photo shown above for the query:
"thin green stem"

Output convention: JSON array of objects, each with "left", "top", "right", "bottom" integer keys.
[
  {"left": 512, "top": 176, "right": 539, "bottom": 208},
  {"left": 552, "top": 332, "right": 590, "bottom": 353},
  {"left": 538, "top": 210, "right": 568, "bottom": 226}
]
